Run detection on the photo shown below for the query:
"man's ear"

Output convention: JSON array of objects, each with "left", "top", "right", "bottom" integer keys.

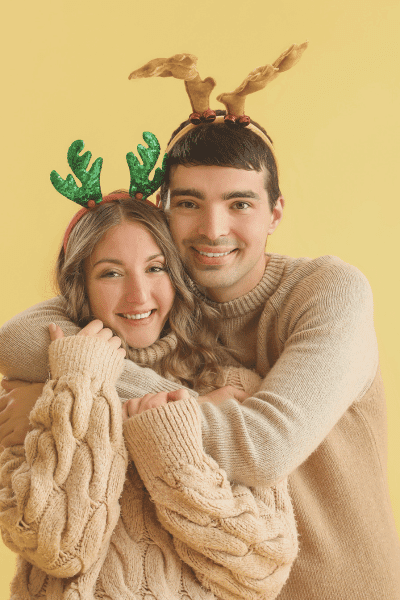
[{"left": 268, "top": 196, "right": 284, "bottom": 235}]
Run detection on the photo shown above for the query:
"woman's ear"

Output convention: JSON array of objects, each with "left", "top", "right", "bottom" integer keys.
[{"left": 155, "top": 193, "right": 162, "bottom": 208}]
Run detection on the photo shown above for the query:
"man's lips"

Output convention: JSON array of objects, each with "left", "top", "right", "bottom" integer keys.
[{"left": 190, "top": 247, "right": 238, "bottom": 265}]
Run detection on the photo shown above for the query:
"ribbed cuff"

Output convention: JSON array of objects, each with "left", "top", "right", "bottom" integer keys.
[
  {"left": 123, "top": 397, "right": 204, "bottom": 484},
  {"left": 49, "top": 335, "right": 124, "bottom": 384}
]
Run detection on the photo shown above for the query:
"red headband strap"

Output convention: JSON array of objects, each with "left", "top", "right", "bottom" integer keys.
[{"left": 62, "top": 191, "right": 157, "bottom": 253}]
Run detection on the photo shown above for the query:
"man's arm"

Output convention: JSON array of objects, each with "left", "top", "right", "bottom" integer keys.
[
  {"left": 0, "top": 296, "right": 197, "bottom": 399},
  {"left": 200, "top": 259, "right": 379, "bottom": 486}
]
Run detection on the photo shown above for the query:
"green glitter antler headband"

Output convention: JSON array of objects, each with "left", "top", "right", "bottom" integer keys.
[
  {"left": 51, "top": 132, "right": 167, "bottom": 251},
  {"left": 126, "top": 131, "right": 167, "bottom": 200},
  {"left": 50, "top": 139, "right": 103, "bottom": 208}
]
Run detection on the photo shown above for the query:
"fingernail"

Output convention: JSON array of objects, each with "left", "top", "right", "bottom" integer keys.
[{"left": 49, "top": 323, "right": 56, "bottom": 333}]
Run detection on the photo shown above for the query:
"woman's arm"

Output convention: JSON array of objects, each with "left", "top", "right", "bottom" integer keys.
[
  {"left": 0, "top": 332, "right": 128, "bottom": 578},
  {"left": 123, "top": 396, "right": 297, "bottom": 600}
]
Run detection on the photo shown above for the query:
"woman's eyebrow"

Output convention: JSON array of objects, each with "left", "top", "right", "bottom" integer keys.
[
  {"left": 93, "top": 254, "right": 164, "bottom": 268},
  {"left": 146, "top": 253, "right": 164, "bottom": 262},
  {"left": 92, "top": 258, "right": 124, "bottom": 267}
]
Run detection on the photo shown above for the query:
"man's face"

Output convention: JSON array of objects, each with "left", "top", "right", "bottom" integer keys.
[{"left": 166, "top": 165, "right": 283, "bottom": 302}]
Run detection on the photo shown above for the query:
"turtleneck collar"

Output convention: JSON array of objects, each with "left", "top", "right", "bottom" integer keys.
[{"left": 127, "top": 331, "right": 177, "bottom": 366}]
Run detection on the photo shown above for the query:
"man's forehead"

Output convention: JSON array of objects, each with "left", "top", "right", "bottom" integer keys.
[{"left": 168, "top": 164, "right": 267, "bottom": 191}]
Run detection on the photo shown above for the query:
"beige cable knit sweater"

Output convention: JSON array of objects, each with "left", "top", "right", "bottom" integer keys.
[
  {"left": 0, "top": 334, "right": 297, "bottom": 599},
  {"left": 1, "top": 252, "right": 400, "bottom": 598}
]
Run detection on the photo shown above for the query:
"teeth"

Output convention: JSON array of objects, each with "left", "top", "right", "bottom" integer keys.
[
  {"left": 198, "top": 250, "right": 233, "bottom": 257},
  {"left": 122, "top": 311, "right": 152, "bottom": 320}
]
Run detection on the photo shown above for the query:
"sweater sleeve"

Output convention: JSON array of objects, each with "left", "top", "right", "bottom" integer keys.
[
  {"left": 0, "top": 335, "right": 128, "bottom": 578},
  {"left": 123, "top": 398, "right": 298, "bottom": 600},
  {"left": 0, "top": 296, "right": 197, "bottom": 399},
  {"left": 200, "top": 258, "right": 380, "bottom": 486}
]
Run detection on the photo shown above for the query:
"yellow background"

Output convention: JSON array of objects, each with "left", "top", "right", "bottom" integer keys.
[{"left": 1, "top": 0, "right": 399, "bottom": 594}]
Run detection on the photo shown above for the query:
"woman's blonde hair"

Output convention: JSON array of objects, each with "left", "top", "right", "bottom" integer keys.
[{"left": 56, "top": 195, "right": 223, "bottom": 391}]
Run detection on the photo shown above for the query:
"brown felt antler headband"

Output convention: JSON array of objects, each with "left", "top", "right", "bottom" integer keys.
[{"left": 129, "top": 43, "right": 308, "bottom": 157}]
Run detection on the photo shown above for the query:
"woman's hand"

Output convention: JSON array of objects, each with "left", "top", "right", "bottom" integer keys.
[
  {"left": 0, "top": 380, "right": 45, "bottom": 449},
  {"left": 197, "top": 385, "right": 249, "bottom": 407},
  {"left": 122, "top": 388, "right": 190, "bottom": 420},
  {"left": 50, "top": 320, "right": 126, "bottom": 357}
]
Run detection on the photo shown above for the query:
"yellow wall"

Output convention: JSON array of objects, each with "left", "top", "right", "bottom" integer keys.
[{"left": 1, "top": 0, "right": 399, "bottom": 593}]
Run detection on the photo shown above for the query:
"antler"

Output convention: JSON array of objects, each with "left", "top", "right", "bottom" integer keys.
[
  {"left": 126, "top": 132, "right": 167, "bottom": 200},
  {"left": 50, "top": 140, "right": 103, "bottom": 207},
  {"left": 217, "top": 42, "right": 308, "bottom": 116},
  {"left": 129, "top": 53, "right": 216, "bottom": 115}
]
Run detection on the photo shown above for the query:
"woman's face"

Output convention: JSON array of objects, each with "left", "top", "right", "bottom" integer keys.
[{"left": 85, "top": 220, "right": 175, "bottom": 349}]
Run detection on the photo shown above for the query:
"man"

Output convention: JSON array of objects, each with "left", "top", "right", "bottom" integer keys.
[
  {"left": 1, "top": 114, "right": 400, "bottom": 598},
  {"left": 159, "top": 113, "right": 400, "bottom": 597}
]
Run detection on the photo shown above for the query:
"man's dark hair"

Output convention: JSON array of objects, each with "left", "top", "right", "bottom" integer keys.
[{"left": 161, "top": 110, "right": 281, "bottom": 210}]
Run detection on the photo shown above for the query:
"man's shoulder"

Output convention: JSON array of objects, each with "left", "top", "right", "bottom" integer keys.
[{"left": 269, "top": 254, "right": 373, "bottom": 308}]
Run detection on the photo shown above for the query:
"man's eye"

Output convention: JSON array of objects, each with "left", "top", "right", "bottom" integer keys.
[
  {"left": 176, "top": 201, "right": 197, "bottom": 209},
  {"left": 233, "top": 201, "right": 251, "bottom": 210}
]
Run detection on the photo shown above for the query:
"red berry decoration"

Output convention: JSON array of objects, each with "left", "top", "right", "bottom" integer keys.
[
  {"left": 135, "top": 192, "right": 143, "bottom": 200},
  {"left": 202, "top": 109, "right": 216, "bottom": 123},
  {"left": 87, "top": 199, "right": 96, "bottom": 208},
  {"left": 238, "top": 115, "right": 251, "bottom": 126},
  {"left": 224, "top": 114, "right": 237, "bottom": 125},
  {"left": 189, "top": 112, "right": 202, "bottom": 125}
]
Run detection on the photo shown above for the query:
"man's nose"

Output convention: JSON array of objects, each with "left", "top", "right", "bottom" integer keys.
[
  {"left": 197, "top": 207, "right": 230, "bottom": 240},
  {"left": 124, "top": 275, "right": 149, "bottom": 305}
]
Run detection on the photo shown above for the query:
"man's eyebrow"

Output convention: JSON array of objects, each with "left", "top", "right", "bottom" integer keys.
[
  {"left": 170, "top": 188, "right": 205, "bottom": 200},
  {"left": 92, "top": 254, "right": 163, "bottom": 268},
  {"left": 169, "top": 188, "right": 260, "bottom": 202},
  {"left": 223, "top": 190, "right": 261, "bottom": 201}
]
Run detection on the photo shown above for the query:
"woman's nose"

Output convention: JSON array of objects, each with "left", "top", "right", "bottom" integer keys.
[{"left": 124, "top": 276, "right": 149, "bottom": 305}]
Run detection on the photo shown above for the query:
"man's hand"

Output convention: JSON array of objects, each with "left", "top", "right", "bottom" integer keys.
[
  {"left": 122, "top": 388, "right": 190, "bottom": 420},
  {"left": 0, "top": 380, "right": 45, "bottom": 449},
  {"left": 197, "top": 385, "right": 249, "bottom": 407}
]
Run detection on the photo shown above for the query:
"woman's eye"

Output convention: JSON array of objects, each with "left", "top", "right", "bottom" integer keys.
[
  {"left": 100, "top": 270, "right": 121, "bottom": 278},
  {"left": 148, "top": 265, "right": 166, "bottom": 273}
]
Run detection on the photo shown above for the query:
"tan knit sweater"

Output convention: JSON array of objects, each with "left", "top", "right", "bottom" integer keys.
[
  {"left": 0, "top": 334, "right": 298, "bottom": 599},
  {"left": 1, "top": 252, "right": 400, "bottom": 598}
]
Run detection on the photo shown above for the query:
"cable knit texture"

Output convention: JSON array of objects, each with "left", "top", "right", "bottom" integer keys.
[
  {"left": 0, "top": 335, "right": 297, "bottom": 599},
  {"left": 1, "top": 252, "right": 399, "bottom": 598}
]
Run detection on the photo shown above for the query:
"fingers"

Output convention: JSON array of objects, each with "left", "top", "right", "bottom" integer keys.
[
  {"left": 49, "top": 323, "right": 64, "bottom": 341},
  {"left": 78, "top": 320, "right": 124, "bottom": 353},
  {"left": 225, "top": 386, "right": 249, "bottom": 402},
  {"left": 167, "top": 388, "right": 191, "bottom": 403},
  {"left": 123, "top": 390, "right": 190, "bottom": 422},
  {"left": 1, "top": 379, "right": 31, "bottom": 391},
  {"left": 79, "top": 319, "right": 104, "bottom": 336},
  {"left": 0, "top": 427, "right": 29, "bottom": 449},
  {"left": 123, "top": 392, "right": 170, "bottom": 418},
  {"left": 122, "top": 397, "right": 142, "bottom": 419}
]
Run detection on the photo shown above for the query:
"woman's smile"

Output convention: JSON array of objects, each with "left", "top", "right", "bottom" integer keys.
[{"left": 85, "top": 221, "right": 175, "bottom": 349}]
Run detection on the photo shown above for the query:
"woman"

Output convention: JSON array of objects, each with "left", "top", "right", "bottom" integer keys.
[{"left": 0, "top": 192, "right": 297, "bottom": 599}]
